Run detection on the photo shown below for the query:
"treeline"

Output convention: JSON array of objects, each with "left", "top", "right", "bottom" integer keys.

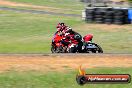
[{"left": 128, "top": 0, "right": 132, "bottom": 2}]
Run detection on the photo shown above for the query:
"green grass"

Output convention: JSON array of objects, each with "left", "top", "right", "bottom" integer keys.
[
  {"left": 0, "top": 68, "right": 131, "bottom": 88},
  {"left": 8, "top": 0, "right": 84, "bottom": 10},
  {"left": 0, "top": 11, "right": 132, "bottom": 53},
  {"left": 0, "top": 11, "right": 82, "bottom": 53}
]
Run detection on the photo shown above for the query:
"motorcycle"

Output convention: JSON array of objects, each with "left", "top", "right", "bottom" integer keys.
[{"left": 51, "top": 32, "right": 103, "bottom": 53}]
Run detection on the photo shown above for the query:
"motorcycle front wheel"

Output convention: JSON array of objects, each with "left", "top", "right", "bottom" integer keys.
[{"left": 95, "top": 44, "right": 103, "bottom": 53}]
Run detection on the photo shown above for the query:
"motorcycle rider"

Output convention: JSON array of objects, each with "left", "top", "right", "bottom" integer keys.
[
  {"left": 61, "top": 27, "right": 83, "bottom": 53},
  {"left": 56, "top": 22, "right": 67, "bottom": 35},
  {"left": 52, "top": 23, "right": 67, "bottom": 43},
  {"left": 54, "top": 23, "right": 83, "bottom": 53}
]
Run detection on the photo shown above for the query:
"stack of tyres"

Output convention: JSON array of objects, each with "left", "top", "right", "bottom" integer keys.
[
  {"left": 113, "top": 9, "right": 125, "bottom": 25},
  {"left": 104, "top": 11, "right": 114, "bottom": 24},
  {"left": 85, "top": 8, "right": 95, "bottom": 23},
  {"left": 122, "top": 9, "right": 130, "bottom": 24},
  {"left": 94, "top": 9, "right": 105, "bottom": 23},
  {"left": 85, "top": 8, "right": 130, "bottom": 25}
]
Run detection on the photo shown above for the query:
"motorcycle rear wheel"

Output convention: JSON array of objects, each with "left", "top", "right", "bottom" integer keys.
[
  {"left": 51, "top": 45, "right": 56, "bottom": 53},
  {"left": 69, "top": 47, "right": 76, "bottom": 53}
]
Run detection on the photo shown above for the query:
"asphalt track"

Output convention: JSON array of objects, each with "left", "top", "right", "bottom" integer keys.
[
  {"left": 0, "top": 6, "right": 81, "bottom": 17},
  {"left": 0, "top": 53, "right": 131, "bottom": 56}
]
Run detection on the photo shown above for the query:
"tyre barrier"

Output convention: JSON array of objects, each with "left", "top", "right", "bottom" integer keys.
[{"left": 84, "top": 7, "right": 132, "bottom": 25}]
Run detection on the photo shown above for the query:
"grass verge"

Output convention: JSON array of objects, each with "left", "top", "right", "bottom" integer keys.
[{"left": 0, "top": 67, "right": 131, "bottom": 88}]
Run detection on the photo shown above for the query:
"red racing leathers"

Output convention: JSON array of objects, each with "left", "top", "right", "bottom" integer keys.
[{"left": 61, "top": 33, "right": 78, "bottom": 46}]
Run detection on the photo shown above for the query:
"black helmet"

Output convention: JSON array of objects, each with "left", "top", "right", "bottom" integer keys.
[
  {"left": 74, "top": 34, "right": 82, "bottom": 40},
  {"left": 60, "top": 22, "right": 65, "bottom": 26}
]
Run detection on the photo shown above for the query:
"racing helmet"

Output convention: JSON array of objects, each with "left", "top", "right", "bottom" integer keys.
[
  {"left": 56, "top": 22, "right": 65, "bottom": 32},
  {"left": 83, "top": 34, "right": 93, "bottom": 42},
  {"left": 60, "top": 22, "right": 65, "bottom": 26}
]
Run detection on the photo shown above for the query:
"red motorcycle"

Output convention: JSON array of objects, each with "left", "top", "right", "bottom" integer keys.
[{"left": 51, "top": 32, "right": 103, "bottom": 53}]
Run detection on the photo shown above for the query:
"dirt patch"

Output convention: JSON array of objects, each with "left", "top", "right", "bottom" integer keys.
[{"left": 0, "top": 54, "right": 131, "bottom": 72}]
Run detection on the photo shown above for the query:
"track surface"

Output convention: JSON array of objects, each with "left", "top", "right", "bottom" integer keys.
[
  {"left": 0, "top": 54, "right": 131, "bottom": 72},
  {"left": 0, "top": 6, "right": 81, "bottom": 17},
  {"left": 0, "top": 0, "right": 81, "bottom": 17}
]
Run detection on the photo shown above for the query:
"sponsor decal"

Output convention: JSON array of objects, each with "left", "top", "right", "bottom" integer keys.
[{"left": 76, "top": 65, "right": 131, "bottom": 85}]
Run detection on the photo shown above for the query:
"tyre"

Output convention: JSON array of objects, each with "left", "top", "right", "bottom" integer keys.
[
  {"left": 105, "top": 21, "right": 112, "bottom": 24},
  {"left": 69, "top": 47, "right": 76, "bottom": 53},
  {"left": 104, "top": 19, "right": 113, "bottom": 22},
  {"left": 96, "top": 8, "right": 108, "bottom": 12},
  {"left": 114, "top": 16, "right": 124, "bottom": 20},
  {"left": 86, "top": 13, "right": 94, "bottom": 16},
  {"left": 114, "top": 11, "right": 124, "bottom": 16},
  {"left": 104, "top": 16, "right": 113, "bottom": 19},
  {"left": 95, "top": 18, "right": 104, "bottom": 23},
  {"left": 114, "top": 21, "right": 124, "bottom": 25},
  {"left": 114, "top": 19, "right": 124, "bottom": 22},
  {"left": 95, "top": 11, "right": 104, "bottom": 15},
  {"left": 95, "top": 44, "right": 103, "bottom": 53},
  {"left": 95, "top": 15, "right": 102, "bottom": 18},
  {"left": 54, "top": 46, "right": 65, "bottom": 53},
  {"left": 86, "top": 10, "right": 94, "bottom": 14},
  {"left": 124, "top": 18, "right": 130, "bottom": 24},
  {"left": 104, "top": 19, "right": 113, "bottom": 24},
  {"left": 99, "top": 8, "right": 113, "bottom": 11},
  {"left": 114, "top": 18, "right": 124, "bottom": 21},
  {"left": 86, "top": 16, "right": 93, "bottom": 19},
  {"left": 114, "top": 15, "right": 124, "bottom": 18},
  {"left": 95, "top": 20, "right": 104, "bottom": 23},
  {"left": 95, "top": 18, "right": 103, "bottom": 21},
  {"left": 122, "top": 9, "right": 128, "bottom": 16},
  {"left": 51, "top": 45, "right": 55, "bottom": 53},
  {"left": 105, "top": 11, "right": 114, "bottom": 16},
  {"left": 86, "top": 9, "right": 95, "bottom": 14}
]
